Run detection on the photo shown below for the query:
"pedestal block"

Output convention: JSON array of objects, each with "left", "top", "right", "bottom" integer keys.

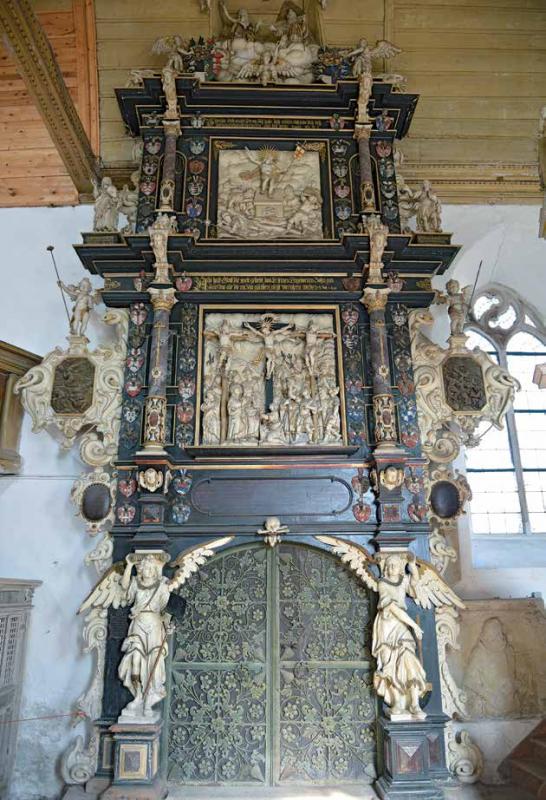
[
  {"left": 100, "top": 722, "right": 165, "bottom": 800},
  {"left": 375, "top": 715, "right": 449, "bottom": 799}
]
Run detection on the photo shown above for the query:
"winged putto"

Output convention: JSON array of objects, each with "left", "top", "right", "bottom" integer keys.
[
  {"left": 79, "top": 538, "right": 232, "bottom": 722},
  {"left": 316, "top": 535, "right": 464, "bottom": 721}
]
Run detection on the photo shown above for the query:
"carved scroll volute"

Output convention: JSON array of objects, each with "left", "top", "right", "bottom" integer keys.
[{"left": 14, "top": 309, "right": 128, "bottom": 468}]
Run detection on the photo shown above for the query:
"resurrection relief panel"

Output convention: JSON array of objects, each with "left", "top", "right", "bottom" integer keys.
[{"left": 217, "top": 146, "right": 323, "bottom": 240}]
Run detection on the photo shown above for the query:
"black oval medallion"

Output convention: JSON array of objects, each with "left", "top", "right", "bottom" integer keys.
[
  {"left": 430, "top": 480, "right": 461, "bottom": 519},
  {"left": 82, "top": 483, "right": 111, "bottom": 522}
]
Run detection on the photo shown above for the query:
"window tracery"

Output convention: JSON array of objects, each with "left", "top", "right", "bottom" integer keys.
[{"left": 465, "top": 284, "right": 546, "bottom": 535}]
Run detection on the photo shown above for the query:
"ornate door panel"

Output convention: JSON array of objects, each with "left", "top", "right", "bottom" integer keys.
[{"left": 168, "top": 543, "right": 375, "bottom": 786}]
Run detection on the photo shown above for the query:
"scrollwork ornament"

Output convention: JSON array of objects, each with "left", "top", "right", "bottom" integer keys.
[
  {"left": 14, "top": 309, "right": 128, "bottom": 467},
  {"left": 446, "top": 728, "right": 483, "bottom": 784},
  {"left": 61, "top": 606, "right": 108, "bottom": 785},
  {"left": 409, "top": 308, "right": 520, "bottom": 461},
  {"left": 436, "top": 605, "right": 467, "bottom": 719},
  {"left": 427, "top": 463, "right": 472, "bottom": 526},
  {"left": 70, "top": 468, "right": 117, "bottom": 534}
]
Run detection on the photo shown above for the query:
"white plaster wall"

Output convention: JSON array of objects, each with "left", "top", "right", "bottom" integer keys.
[
  {"left": 0, "top": 206, "right": 106, "bottom": 800},
  {"left": 0, "top": 203, "right": 545, "bottom": 798}
]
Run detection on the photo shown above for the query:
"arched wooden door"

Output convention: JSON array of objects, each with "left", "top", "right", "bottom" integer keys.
[{"left": 167, "top": 542, "right": 376, "bottom": 786}]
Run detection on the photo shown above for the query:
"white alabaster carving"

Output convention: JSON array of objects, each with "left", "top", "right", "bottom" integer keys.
[
  {"left": 201, "top": 311, "right": 342, "bottom": 447},
  {"left": 92, "top": 177, "right": 120, "bottom": 232},
  {"left": 447, "top": 598, "right": 546, "bottom": 721},
  {"left": 257, "top": 517, "right": 288, "bottom": 547},
  {"left": 57, "top": 278, "right": 101, "bottom": 337},
  {"left": 446, "top": 728, "right": 484, "bottom": 784},
  {"left": 119, "top": 169, "right": 139, "bottom": 234},
  {"left": 317, "top": 537, "right": 464, "bottom": 721},
  {"left": 216, "top": 147, "right": 323, "bottom": 239},
  {"left": 79, "top": 539, "right": 233, "bottom": 723},
  {"left": 70, "top": 468, "right": 117, "bottom": 535},
  {"left": 436, "top": 605, "right": 467, "bottom": 719},
  {"left": 408, "top": 307, "right": 520, "bottom": 462},
  {"left": 61, "top": 607, "right": 108, "bottom": 785},
  {"left": 15, "top": 309, "right": 128, "bottom": 467},
  {"left": 84, "top": 532, "right": 114, "bottom": 575},
  {"left": 61, "top": 732, "right": 100, "bottom": 785}
]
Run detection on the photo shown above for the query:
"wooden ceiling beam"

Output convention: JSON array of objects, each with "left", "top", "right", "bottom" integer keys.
[{"left": 0, "top": 0, "right": 99, "bottom": 195}]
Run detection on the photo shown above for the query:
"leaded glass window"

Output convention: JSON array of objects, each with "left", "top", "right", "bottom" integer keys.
[{"left": 465, "top": 285, "right": 546, "bottom": 535}]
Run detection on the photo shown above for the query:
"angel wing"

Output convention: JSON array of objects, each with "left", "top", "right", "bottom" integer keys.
[
  {"left": 316, "top": 535, "right": 378, "bottom": 592},
  {"left": 78, "top": 562, "right": 128, "bottom": 614},
  {"left": 408, "top": 558, "right": 465, "bottom": 610},
  {"left": 370, "top": 40, "right": 402, "bottom": 61},
  {"left": 169, "top": 536, "right": 234, "bottom": 591},
  {"left": 152, "top": 35, "right": 183, "bottom": 56},
  {"left": 461, "top": 285, "right": 474, "bottom": 306},
  {"left": 274, "top": 60, "right": 299, "bottom": 79},
  {"left": 238, "top": 60, "right": 262, "bottom": 80}
]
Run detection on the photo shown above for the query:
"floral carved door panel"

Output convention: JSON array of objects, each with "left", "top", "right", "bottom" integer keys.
[{"left": 168, "top": 543, "right": 375, "bottom": 786}]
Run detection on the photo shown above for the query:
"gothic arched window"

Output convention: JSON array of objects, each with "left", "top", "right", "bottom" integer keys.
[{"left": 464, "top": 285, "right": 546, "bottom": 535}]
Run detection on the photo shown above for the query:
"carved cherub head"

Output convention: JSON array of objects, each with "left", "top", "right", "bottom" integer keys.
[{"left": 446, "top": 279, "right": 460, "bottom": 296}]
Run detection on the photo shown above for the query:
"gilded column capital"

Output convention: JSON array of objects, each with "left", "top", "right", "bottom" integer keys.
[
  {"left": 162, "top": 118, "right": 181, "bottom": 137},
  {"left": 361, "top": 287, "right": 391, "bottom": 313},
  {"left": 148, "top": 286, "right": 177, "bottom": 312},
  {"left": 354, "top": 123, "right": 372, "bottom": 142}
]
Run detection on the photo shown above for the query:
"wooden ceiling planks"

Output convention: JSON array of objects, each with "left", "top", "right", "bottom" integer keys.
[
  {"left": 0, "top": 0, "right": 99, "bottom": 207},
  {"left": 94, "top": 0, "right": 545, "bottom": 203}
]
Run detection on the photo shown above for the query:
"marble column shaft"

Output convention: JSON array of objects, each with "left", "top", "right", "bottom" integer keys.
[
  {"left": 362, "top": 288, "right": 398, "bottom": 445},
  {"left": 142, "top": 287, "right": 176, "bottom": 451}
]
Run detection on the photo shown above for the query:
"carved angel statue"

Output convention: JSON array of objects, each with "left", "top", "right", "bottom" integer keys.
[
  {"left": 79, "top": 540, "right": 232, "bottom": 722},
  {"left": 345, "top": 38, "right": 401, "bottom": 80},
  {"left": 220, "top": 3, "right": 262, "bottom": 41},
  {"left": 119, "top": 170, "right": 139, "bottom": 234},
  {"left": 238, "top": 45, "right": 298, "bottom": 87},
  {"left": 436, "top": 279, "right": 473, "bottom": 337},
  {"left": 414, "top": 180, "right": 442, "bottom": 233},
  {"left": 345, "top": 38, "right": 401, "bottom": 123},
  {"left": 92, "top": 176, "right": 120, "bottom": 232},
  {"left": 58, "top": 278, "right": 101, "bottom": 337},
  {"left": 317, "top": 536, "right": 465, "bottom": 721},
  {"left": 270, "top": 8, "right": 309, "bottom": 44},
  {"left": 151, "top": 35, "right": 190, "bottom": 71}
]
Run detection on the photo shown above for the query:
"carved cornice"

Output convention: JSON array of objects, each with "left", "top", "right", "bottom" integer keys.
[{"left": 0, "top": 0, "right": 99, "bottom": 194}]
